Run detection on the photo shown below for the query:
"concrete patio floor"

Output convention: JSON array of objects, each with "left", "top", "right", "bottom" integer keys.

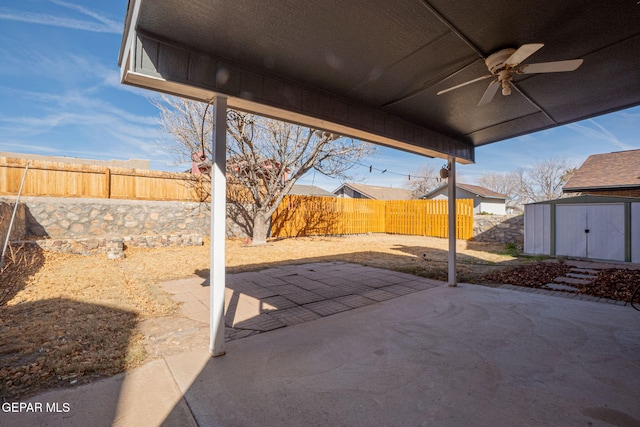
[{"left": 4, "top": 264, "right": 640, "bottom": 427}]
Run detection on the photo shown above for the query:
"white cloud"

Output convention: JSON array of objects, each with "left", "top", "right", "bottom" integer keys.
[
  {"left": 566, "top": 119, "right": 633, "bottom": 151},
  {"left": 0, "top": 2, "right": 121, "bottom": 34}
]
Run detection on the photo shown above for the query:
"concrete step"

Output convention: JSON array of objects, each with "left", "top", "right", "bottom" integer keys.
[
  {"left": 544, "top": 283, "right": 580, "bottom": 292},
  {"left": 568, "top": 268, "right": 599, "bottom": 275},
  {"left": 554, "top": 276, "right": 592, "bottom": 286},
  {"left": 566, "top": 272, "right": 596, "bottom": 280}
]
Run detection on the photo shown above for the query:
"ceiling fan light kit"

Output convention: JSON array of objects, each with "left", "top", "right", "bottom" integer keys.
[{"left": 437, "top": 43, "right": 584, "bottom": 106}]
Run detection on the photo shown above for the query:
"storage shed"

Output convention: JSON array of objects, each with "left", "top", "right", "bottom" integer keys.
[{"left": 524, "top": 195, "right": 640, "bottom": 263}]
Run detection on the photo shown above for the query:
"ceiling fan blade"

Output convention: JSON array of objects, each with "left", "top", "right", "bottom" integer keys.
[
  {"left": 520, "top": 59, "right": 584, "bottom": 74},
  {"left": 504, "top": 43, "right": 544, "bottom": 66},
  {"left": 437, "top": 74, "right": 493, "bottom": 95},
  {"left": 478, "top": 80, "right": 500, "bottom": 106}
]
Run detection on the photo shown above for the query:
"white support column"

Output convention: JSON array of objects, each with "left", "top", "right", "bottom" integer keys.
[
  {"left": 210, "top": 96, "right": 228, "bottom": 357},
  {"left": 447, "top": 156, "right": 457, "bottom": 287}
]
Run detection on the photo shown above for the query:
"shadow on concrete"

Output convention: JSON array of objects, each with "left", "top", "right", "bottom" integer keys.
[
  {"left": 186, "top": 242, "right": 525, "bottom": 340},
  {"left": 159, "top": 278, "right": 640, "bottom": 426}
]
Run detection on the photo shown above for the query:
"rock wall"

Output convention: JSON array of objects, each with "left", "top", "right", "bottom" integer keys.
[
  {"left": 20, "top": 197, "right": 210, "bottom": 238},
  {"left": 10, "top": 197, "right": 249, "bottom": 239},
  {"left": 1, "top": 197, "right": 253, "bottom": 258},
  {"left": 473, "top": 214, "right": 524, "bottom": 246}
]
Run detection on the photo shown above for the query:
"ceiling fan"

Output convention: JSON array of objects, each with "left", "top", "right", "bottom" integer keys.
[{"left": 437, "top": 43, "right": 583, "bottom": 106}]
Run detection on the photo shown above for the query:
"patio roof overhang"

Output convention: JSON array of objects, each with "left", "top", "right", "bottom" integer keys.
[{"left": 119, "top": 0, "right": 640, "bottom": 164}]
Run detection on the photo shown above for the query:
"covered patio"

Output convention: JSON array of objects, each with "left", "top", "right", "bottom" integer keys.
[{"left": 118, "top": 0, "right": 640, "bottom": 357}]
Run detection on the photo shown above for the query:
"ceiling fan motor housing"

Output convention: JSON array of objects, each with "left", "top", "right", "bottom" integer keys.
[{"left": 485, "top": 48, "right": 517, "bottom": 74}]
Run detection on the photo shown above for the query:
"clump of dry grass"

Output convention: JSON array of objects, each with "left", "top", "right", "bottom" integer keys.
[
  {"left": 1, "top": 246, "right": 177, "bottom": 399},
  {"left": 0, "top": 299, "right": 141, "bottom": 399},
  {"left": 0, "top": 244, "right": 43, "bottom": 307}
]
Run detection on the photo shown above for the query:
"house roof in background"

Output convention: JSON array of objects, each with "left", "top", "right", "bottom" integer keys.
[
  {"left": 457, "top": 183, "right": 507, "bottom": 199},
  {"left": 289, "top": 184, "right": 336, "bottom": 197},
  {"left": 423, "top": 182, "right": 507, "bottom": 199},
  {"left": 334, "top": 183, "right": 413, "bottom": 200},
  {"left": 563, "top": 149, "right": 640, "bottom": 191}
]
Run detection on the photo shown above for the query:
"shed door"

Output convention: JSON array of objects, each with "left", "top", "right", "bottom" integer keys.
[
  {"left": 556, "top": 204, "right": 625, "bottom": 261},
  {"left": 556, "top": 206, "right": 587, "bottom": 258}
]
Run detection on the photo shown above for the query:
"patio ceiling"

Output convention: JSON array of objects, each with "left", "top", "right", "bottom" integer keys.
[{"left": 119, "top": 0, "right": 640, "bottom": 164}]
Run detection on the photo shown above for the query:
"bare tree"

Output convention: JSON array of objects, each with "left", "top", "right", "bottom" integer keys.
[
  {"left": 515, "top": 157, "right": 577, "bottom": 203},
  {"left": 152, "top": 96, "right": 376, "bottom": 244},
  {"left": 404, "top": 163, "right": 445, "bottom": 198}
]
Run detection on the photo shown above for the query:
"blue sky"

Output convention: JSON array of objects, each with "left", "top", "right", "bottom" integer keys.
[{"left": 1, "top": 1, "right": 639, "bottom": 193}]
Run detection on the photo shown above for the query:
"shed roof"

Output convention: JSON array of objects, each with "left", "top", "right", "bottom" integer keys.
[{"left": 563, "top": 149, "right": 640, "bottom": 192}]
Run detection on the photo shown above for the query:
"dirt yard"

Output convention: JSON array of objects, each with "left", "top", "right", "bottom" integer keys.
[{"left": 2, "top": 233, "right": 637, "bottom": 399}]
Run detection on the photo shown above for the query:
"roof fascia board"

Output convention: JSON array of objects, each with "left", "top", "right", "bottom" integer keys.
[
  {"left": 121, "top": 31, "right": 475, "bottom": 164},
  {"left": 563, "top": 185, "right": 640, "bottom": 192},
  {"left": 118, "top": 0, "right": 142, "bottom": 81},
  {"left": 528, "top": 195, "right": 640, "bottom": 205}
]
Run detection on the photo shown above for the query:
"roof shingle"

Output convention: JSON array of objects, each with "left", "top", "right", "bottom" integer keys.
[{"left": 563, "top": 149, "right": 640, "bottom": 191}]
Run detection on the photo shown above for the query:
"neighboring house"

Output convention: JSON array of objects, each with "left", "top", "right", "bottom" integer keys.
[
  {"left": 289, "top": 184, "right": 336, "bottom": 197},
  {"left": 333, "top": 183, "right": 413, "bottom": 200},
  {"left": 563, "top": 149, "right": 640, "bottom": 197},
  {"left": 422, "top": 183, "right": 508, "bottom": 215}
]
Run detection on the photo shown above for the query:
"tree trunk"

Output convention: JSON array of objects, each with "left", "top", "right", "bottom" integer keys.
[{"left": 251, "top": 211, "right": 269, "bottom": 245}]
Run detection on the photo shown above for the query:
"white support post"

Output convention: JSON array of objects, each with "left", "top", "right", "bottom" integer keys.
[
  {"left": 447, "top": 156, "right": 457, "bottom": 287},
  {"left": 210, "top": 96, "right": 228, "bottom": 357}
]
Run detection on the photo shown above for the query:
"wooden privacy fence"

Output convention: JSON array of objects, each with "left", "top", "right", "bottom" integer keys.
[
  {"left": 272, "top": 195, "right": 474, "bottom": 240},
  {"left": 0, "top": 157, "right": 204, "bottom": 201}
]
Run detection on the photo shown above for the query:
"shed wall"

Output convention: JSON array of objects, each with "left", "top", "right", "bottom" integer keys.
[{"left": 524, "top": 204, "right": 551, "bottom": 255}]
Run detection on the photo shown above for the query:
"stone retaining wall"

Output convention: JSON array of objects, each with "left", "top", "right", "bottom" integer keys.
[
  {"left": 473, "top": 214, "right": 524, "bottom": 246},
  {"left": 20, "top": 197, "right": 211, "bottom": 238},
  {"left": 1, "top": 196, "right": 249, "bottom": 240},
  {"left": 1, "top": 197, "right": 251, "bottom": 258}
]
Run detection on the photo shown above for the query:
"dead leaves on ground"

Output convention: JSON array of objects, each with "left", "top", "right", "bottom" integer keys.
[
  {"left": 482, "top": 262, "right": 640, "bottom": 303},
  {"left": 590, "top": 269, "right": 640, "bottom": 302},
  {"left": 483, "top": 262, "right": 572, "bottom": 287}
]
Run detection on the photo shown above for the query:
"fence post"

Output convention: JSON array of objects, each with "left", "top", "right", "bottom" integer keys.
[{"left": 104, "top": 167, "right": 111, "bottom": 199}]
